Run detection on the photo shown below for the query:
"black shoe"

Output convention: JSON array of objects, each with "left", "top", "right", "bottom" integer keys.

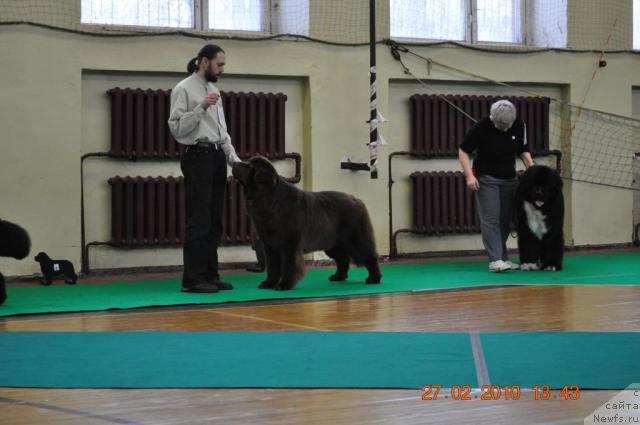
[
  {"left": 181, "top": 282, "right": 219, "bottom": 293},
  {"left": 245, "top": 264, "right": 265, "bottom": 273},
  {"left": 210, "top": 279, "right": 234, "bottom": 290}
]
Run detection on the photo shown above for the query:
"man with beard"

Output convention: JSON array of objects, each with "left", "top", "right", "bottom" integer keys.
[{"left": 168, "top": 44, "right": 241, "bottom": 293}]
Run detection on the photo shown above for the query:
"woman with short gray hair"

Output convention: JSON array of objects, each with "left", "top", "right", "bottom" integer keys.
[{"left": 458, "top": 100, "right": 535, "bottom": 272}]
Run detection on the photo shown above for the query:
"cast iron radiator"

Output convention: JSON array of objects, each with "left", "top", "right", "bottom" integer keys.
[
  {"left": 409, "top": 94, "right": 550, "bottom": 157},
  {"left": 108, "top": 176, "right": 253, "bottom": 246},
  {"left": 103, "top": 88, "right": 290, "bottom": 247},
  {"left": 410, "top": 171, "right": 481, "bottom": 235},
  {"left": 107, "top": 88, "right": 288, "bottom": 159}
]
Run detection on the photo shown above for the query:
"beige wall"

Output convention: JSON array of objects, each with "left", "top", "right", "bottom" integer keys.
[{"left": 1, "top": 1, "right": 640, "bottom": 276}]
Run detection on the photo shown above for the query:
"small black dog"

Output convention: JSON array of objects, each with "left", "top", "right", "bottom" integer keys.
[
  {"left": 0, "top": 219, "right": 31, "bottom": 305},
  {"left": 34, "top": 252, "right": 78, "bottom": 285}
]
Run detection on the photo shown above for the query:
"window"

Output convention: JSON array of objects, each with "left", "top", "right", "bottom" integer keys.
[
  {"left": 476, "top": 0, "right": 522, "bottom": 43},
  {"left": 391, "top": 0, "right": 467, "bottom": 41},
  {"left": 634, "top": 0, "right": 640, "bottom": 50},
  {"left": 81, "top": 0, "right": 194, "bottom": 28},
  {"left": 526, "top": 0, "right": 566, "bottom": 48},
  {"left": 81, "top": 0, "right": 307, "bottom": 34},
  {"left": 390, "top": 0, "right": 565, "bottom": 47},
  {"left": 208, "top": 0, "right": 265, "bottom": 32}
]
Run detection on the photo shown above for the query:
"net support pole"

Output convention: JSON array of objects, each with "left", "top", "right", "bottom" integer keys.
[{"left": 368, "top": 0, "right": 378, "bottom": 179}]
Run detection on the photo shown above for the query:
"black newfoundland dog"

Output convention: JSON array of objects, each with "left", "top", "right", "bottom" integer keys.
[
  {"left": 0, "top": 219, "right": 31, "bottom": 305},
  {"left": 515, "top": 165, "right": 564, "bottom": 271},
  {"left": 232, "top": 157, "right": 382, "bottom": 290}
]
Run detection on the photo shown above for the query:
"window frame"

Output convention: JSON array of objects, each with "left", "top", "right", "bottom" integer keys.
[{"left": 634, "top": 0, "right": 640, "bottom": 50}]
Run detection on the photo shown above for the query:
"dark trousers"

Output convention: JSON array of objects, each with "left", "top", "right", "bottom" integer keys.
[
  {"left": 476, "top": 175, "right": 518, "bottom": 262},
  {"left": 180, "top": 146, "right": 227, "bottom": 286}
]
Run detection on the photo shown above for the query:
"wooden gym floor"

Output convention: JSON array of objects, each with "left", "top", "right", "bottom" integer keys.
[{"left": 1, "top": 253, "right": 639, "bottom": 425}]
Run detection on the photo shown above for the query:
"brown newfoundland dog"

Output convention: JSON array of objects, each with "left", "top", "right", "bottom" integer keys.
[{"left": 232, "top": 157, "right": 382, "bottom": 290}]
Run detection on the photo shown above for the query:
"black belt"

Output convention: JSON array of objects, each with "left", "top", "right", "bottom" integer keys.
[{"left": 191, "top": 141, "right": 221, "bottom": 150}]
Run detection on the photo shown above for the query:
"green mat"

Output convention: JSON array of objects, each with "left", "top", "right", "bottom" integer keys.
[
  {"left": 482, "top": 332, "right": 640, "bottom": 389},
  {"left": 0, "top": 331, "right": 637, "bottom": 389},
  {"left": 0, "top": 332, "right": 476, "bottom": 389},
  {"left": 1, "top": 252, "right": 639, "bottom": 317}
]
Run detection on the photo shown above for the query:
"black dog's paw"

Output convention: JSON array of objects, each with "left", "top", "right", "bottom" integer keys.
[
  {"left": 519, "top": 263, "right": 540, "bottom": 271},
  {"left": 329, "top": 273, "right": 348, "bottom": 282},
  {"left": 542, "top": 264, "right": 562, "bottom": 272},
  {"left": 39, "top": 278, "right": 52, "bottom": 286}
]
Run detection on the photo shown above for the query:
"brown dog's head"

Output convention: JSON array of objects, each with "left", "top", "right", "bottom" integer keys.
[{"left": 232, "top": 156, "right": 279, "bottom": 194}]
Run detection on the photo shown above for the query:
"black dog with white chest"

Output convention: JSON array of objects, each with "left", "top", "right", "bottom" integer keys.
[{"left": 515, "top": 165, "right": 564, "bottom": 271}]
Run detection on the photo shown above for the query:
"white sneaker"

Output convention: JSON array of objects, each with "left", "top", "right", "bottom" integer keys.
[
  {"left": 504, "top": 260, "right": 520, "bottom": 270},
  {"left": 489, "top": 260, "right": 511, "bottom": 273}
]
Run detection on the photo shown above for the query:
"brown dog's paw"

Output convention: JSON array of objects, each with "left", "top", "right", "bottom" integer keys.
[
  {"left": 366, "top": 275, "right": 382, "bottom": 284},
  {"left": 258, "top": 280, "right": 276, "bottom": 289},
  {"left": 274, "top": 280, "right": 295, "bottom": 291},
  {"left": 329, "top": 273, "right": 348, "bottom": 282}
]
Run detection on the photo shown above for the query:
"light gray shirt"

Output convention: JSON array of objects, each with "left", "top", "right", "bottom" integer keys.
[{"left": 168, "top": 73, "right": 241, "bottom": 165}]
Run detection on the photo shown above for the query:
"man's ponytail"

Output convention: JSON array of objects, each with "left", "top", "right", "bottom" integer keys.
[{"left": 186, "top": 56, "right": 199, "bottom": 73}]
